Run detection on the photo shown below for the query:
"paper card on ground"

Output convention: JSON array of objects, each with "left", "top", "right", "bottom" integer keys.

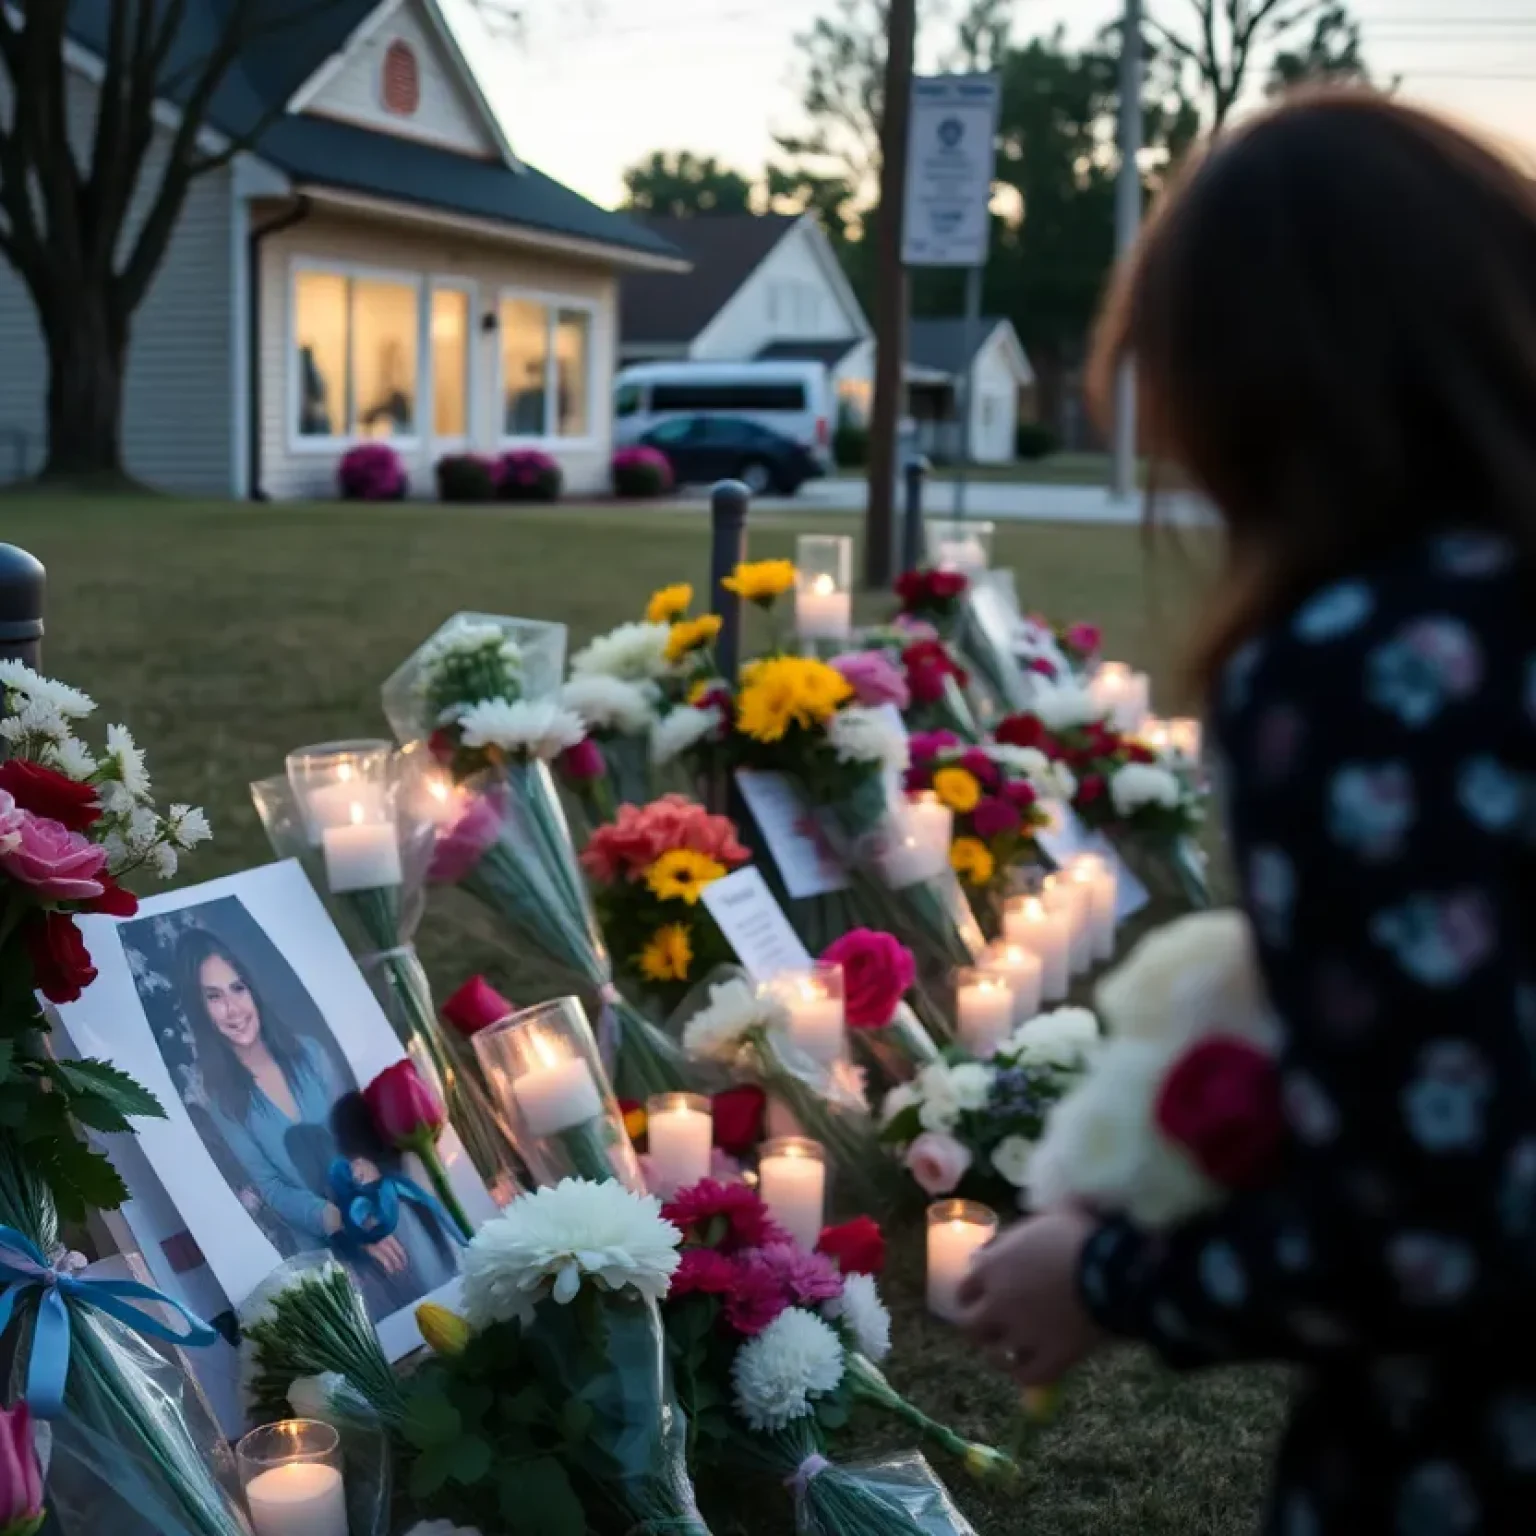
[
  {"left": 701, "top": 867, "right": 814, "bottom": 981},
  {"left": 734, "top": 769, "right": 851, "bottom": 898},
  {"left": 1036, "top": 800, "right": 1151, "bottom": 920}
]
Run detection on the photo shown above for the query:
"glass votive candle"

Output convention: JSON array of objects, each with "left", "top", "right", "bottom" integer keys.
[
  {"left": 1166, "top": 716, "right": 1203, "bottom": 763},
  {"left": 954, "top": 967, "right": 1015, "bottom": 1057},
  {"left": 767, "top": 964, "right": 846, "bottom": 1067},
  {"left": 285, "top": 739, "right": 394, "bottom": 845},
  {"left": 1002, "top": 893, "right": 1071, "bottom": 1001},
  {"left": 978, "top": 940, "right": 1043, "bottom": 1024},
  {"left": 926, "top": 1199, "right": 999, "bottom": 1321},
  {"left": 237, "top": 1419, "right": 347, "bottom": 1536},
  {"left": 794, "top": 534, "right": 853, "bottom": 641},
  {"left": 645, "top": 1092, "right": 713, "bottom": 1198},
  {"left": 758, "top": 1136, "right": 827, "bottom": 1251},
  {"left": 1042, "top": 872, "right": 1093, "bottom": 977},
  {"left": 473, "top": 995, "right": 642, "bottom": 1190},
  {"left": 927, "top": 519, "right": 995, "bottom": 575},
  {"left": 905, "top": 791, "right": 953, "bottom": 862},
  {"left": 1069, "top": 852, "right": 1118, "bottom": 962}
]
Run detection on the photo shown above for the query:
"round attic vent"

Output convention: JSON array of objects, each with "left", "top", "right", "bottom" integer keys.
[{"left": 382, "top": 39, "right": 420, "bottom": 117}]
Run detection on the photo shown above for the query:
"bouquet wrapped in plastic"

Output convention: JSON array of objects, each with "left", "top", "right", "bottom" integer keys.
[{"left": 384, "top": 612, "right": 695, "bottom": 1099}]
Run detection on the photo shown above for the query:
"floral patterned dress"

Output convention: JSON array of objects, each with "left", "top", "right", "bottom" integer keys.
[{"left": 1077, "top": 532, "right": 1536, "bottom": 1533}]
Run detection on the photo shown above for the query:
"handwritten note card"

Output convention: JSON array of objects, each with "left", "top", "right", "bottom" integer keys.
[{"left": 701, "top": 867, "right": 814, "bottom": 981}]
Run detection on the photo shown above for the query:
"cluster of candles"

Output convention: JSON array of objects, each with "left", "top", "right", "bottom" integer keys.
[
  {"left": 1088, "top": 661, "right": 1152, "bottom": 735},
  {"left": 1141, "top": 714, "right": 1204, "bottom": 766}
]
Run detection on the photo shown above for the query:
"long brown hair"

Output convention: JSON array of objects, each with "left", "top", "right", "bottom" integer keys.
[{"left": 1089, "top": 90, "right": 1536, "bottom": 690}]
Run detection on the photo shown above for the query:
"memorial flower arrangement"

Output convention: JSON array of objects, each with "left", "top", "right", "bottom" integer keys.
[
  {"left": 1028, "top": 911, "right": 1281, "bottom": 1226},
  {"left": 582, "top": 795, "right": 752, "bottom": 1010},
  {"left": 878, "top": 1009, "right": 1101, "bottom": 1208}
]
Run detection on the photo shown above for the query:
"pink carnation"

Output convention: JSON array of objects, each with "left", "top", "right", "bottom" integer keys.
[
  {"left": 581, "top": 794, "right": 748, "bottom": 884},
  {"left": 971, "top": 795, "right": 1021, "bottom": 839},
  {"left": 1002, "top": 779, "right": 1038, "bottom": 810},
  {"left": 428, "top": 793, "right": 504, "bottom": 885},
  {"left": 830, "top": 651, "right": 911, "bottom": 710},
  {"left": 909, "top": 730, "right": 960, "bottom": 764},
  {"left": 958, "top": 748, "right": 999, "bottom": 788},
  {"left": 820, "top": 927, "right": 916, "bottom": 1029},
  {"left": 744, "top": 1241, "right": 845, "bottom": 1306},
  {"left": 722, "top": 1259, "right": 790, "bottom": 1336},
  {"left": 1065, "top": 622, "right": 1102, "bottom": 656},
  {"left": 0, "top": 808, "right": 108, "bottom": 900}
]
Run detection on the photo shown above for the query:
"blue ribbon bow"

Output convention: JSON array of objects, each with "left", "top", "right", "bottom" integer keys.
[
  {"left": 326, "top": 1158, "right": 466, "bottom": 1251},
  {"left": 0, "top": 1224, "right": 218, "bottom": 1418}
]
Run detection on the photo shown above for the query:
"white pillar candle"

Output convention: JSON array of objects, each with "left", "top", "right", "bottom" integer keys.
[
  {"left": 878, "top": 833, "right": 943, "bottom": 889},
  {"left": 245, "top": 1463, "right": 348, "bottom": 1536},
  {"left": 1140, "top": 716, "right": 1171, "bottom": 755},
  {"left": 979, "top": 942, "right": 1043, "bottom": 1024},
  {"left": 1003, "top": 895, "right": 1071, "bottom": 1001},
  {"left": 646, "top": 1094, "right": 713, "bottom": 1198},
  {"left": 795, "top": 575, "right": 852, "bottom": 641},
  {"left": 758, "top": 1138, "right": 826, "bottom": 1252},
  {"left": 320, "top": 817, "right": 402, "bottom": 893},
  {"left": 512, "top": 1045, "right": 605, "bottom": 1137},
  {"left": 905, "top": 792, "right": 954, "bottom": 862},
  {"left": 926, "top": 1200, "right": 999, "bottom": 1322},
  {"left": 1070, "top": 854, "right": 1118, "bottom": 962},
  {"left": 955, "top": 969, "right": 1015, "bottom": 1057},
  {"left": 1043, "top": 873, "right": 1092, "bottom": 976},
  {"left": 303, "top": 780, "right": 388, "bottom": 843},
  {"left": 771, "top": 967, "right": 846, "bottom": 1067},
  {"left": 1166, "top": 716, "right": 1203, "bottom": 763}
]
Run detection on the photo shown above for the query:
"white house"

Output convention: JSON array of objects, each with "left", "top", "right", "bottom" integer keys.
[
  {"left": 0, "top": 0, "right": 686, "bottom": 498},
  {"left": 905, "top": 317, "right": 1036, "bottom": 464}
]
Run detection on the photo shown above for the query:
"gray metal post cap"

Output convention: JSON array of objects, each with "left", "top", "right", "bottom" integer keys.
[
  {"left": 710, "top": 479, "right": 751, "bottom": 517},
  {"left": 0, "top": 544, "right": 44, "bottom": 643}
]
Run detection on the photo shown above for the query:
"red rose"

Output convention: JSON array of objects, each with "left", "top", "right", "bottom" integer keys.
[
  {"left": 894, "top": 570, "right": 925, "bottom": 607},
  {"left": 363, "top": 1060, "right": 447, "bottom": 1149},
  {"left": 995, "top": 714, "right": 1054, "bottom": 754},
  {"left": 820, "top": 928, "right": 916, "bottom": 1029},
  {"left": 711, "top": 1085, "right": 767, "bottom": 1154},
  {"left": 927, "top": 570, "right": 968, "bottom": 600},
  {"left": 1155, "top": 1036, "right": 1282, "bottom": 1189},
  {"left": 24, "top": 911, "right": 97, "bottom": 1003},
  {"left": 441, "top": 974, "right": 513, "bottom": 1037},
  {"left": 1124, "top": 742, "right": 1156, "bottom": 765},
  {"left": 0, "top": 760, "right": 101, "bottom": 832},
  {"left": 427, "top": 728, "right": 457, "bottom": 764},
  {"left": 84, "top": 875, "right": 138, "bottom": 917},
  {"left": 817, "top": 1215, "right": 886, "bottom": 1275},
  {"left": 1083, "top": 722, "right": 1122, "bottom": 758},
  {"left": 1077, "top": 774, "right": 1106, "bottom": 805}
]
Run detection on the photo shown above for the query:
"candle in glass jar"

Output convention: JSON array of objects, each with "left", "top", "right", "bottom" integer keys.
[
  {"left": 245, "top": 1462, "right": 347, "bottom": 1536},
  {"left": 926, "top": 1200, "right": 999, "bottom": 1321},
  {"left": 905, "top": 792, "right": 953, "bottom": 862},
  {"left": 320, "top": 808, "right": 402, "bottom": 893},
  {"left": 772, "top": 967, "right": 846, "bottom": 1067},
  {"left": 1043, "top": 873, "right": 1092, "bottom": 976},
  {"left": 979, "top": 942, "right": 1043, "bottom": 1024},
  {"left": 646, "top": 1093, "right": 713, "bottom": 1197},
  {"left": 1069, "top": 853, "right": 1118, "bottom": 962},
  {"left": 304, "top": 778, "right": 388, "bottom": 842},
  {"left": 512, "top": 1035, "right": 605, "bottom": 1137},
  {"left": 758, "top": 1137, "right": 826, "bottom": 1251},
  {"left": 1140, "top": 716, "right": 1171, "bottom": 755},
  {"left": 1003, "top": 894, "right": 1070, "bottom": 1001},
  {"left": 1166, "top": 716, "right": 1203, "bottom": 763},
  {"left": 955, "top": 968, "right": 1015, "bottom": 1057},
  {"left": 795, "top": 573, "right": 852, "bottom": 641}
]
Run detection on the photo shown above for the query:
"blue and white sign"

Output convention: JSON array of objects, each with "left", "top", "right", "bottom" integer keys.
[{"left": 901, "top": 73, "right": 1001, "bottom": 268}]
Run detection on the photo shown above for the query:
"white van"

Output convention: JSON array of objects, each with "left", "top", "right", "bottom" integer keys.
[{"left": 614, "top": 361, "right": 833, "bottom": 465}]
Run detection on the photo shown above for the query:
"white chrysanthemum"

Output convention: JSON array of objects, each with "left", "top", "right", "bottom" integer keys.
[
  {"left": 458, "top": 697, "right": 585, "bottom": 761},
  {"left": 0, "top": 661, "right": 95, "bottom": 718},
  {"left": 126, "top": 804, "right": 160, "bottom": 849},
  {"left": 149, "top": 843, "right": 178, "bottom": 879},
  {"left": 45, "top": 735, "right": 98, "bottom": 780},
  {"left": 827, "top": 706, "right": 910, "bottom": 775},
  {"left": 879, "top": 1081, "right": 920, "bottom": 1127},
  {"left": 0, "top": 697, "right": 70, "bottom": 744},
  {"left": 987, "top": 743, "right": 1050, "bottom": 779},
  {"left": 650, "top": 705, "right": 720, "bottom": 766},
  {"left": 1045, "top": 762, "right": 1078, "bottom": 802},
  {"left": 822, "top": 1273, "right": 891, "bottom": 1363},
  {"left": 1110, "top": 763, "right": 1182, "bottom": 816},
  {"left": 914, "top": 1064, "right": 960, "bottom": 1133},
  {"left": 948, "top": 1061, "right": 993, "bottom": 1112},
  {"left": 1031, "top": 685, "right": 1106, "bottom": 734},
  {"left": 105, "top": 723, "right": 151, "bottom": 799},
  {"left": 419, "top": 620, "right": 521, "bottom": 677},
  {"left": 560, "top": 674, "right": 658, "bottom": 736},
  {"left": 681, "top": 978, "right": 785, "bottom": 1064},
  {"left": 461, "top": 1178, "right": 680, "bottom": 1329},
  {"left": 989, "top": 1134, "right": 1035, "bottom": 1189},
  {"left": 1008, "top": 1007, "right": 1100, "bottom": 1071},
  {"left": 571, "top": 622, "right": 673, "bottom": 682},
  {"left": 168, "top": 804, "right": 213, "bottom": 849},
  {"left": 732, "top": 1307, "right": 846, "bottom": 1432},
  {"left": 98, "top": 780, "right": 136, "bottom": 817}
]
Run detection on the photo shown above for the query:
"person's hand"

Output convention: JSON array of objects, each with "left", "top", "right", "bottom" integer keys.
[
  {"left": 366, "top": 1234, "right": 409, "bottom": 1276},
  {"left": 350, "top": 1157, "right": 381, "bottom": 1185},
  {"left": 955, "top": 1210, "right": 1108, "bottom": 1387}
]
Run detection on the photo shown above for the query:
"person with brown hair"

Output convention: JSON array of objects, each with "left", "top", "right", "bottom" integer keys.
[{"left": 957, "top": 90, "right": 1536, "bottom": 1530}]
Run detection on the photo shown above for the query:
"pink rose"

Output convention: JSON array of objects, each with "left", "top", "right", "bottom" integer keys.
[
  {"left": 905, "top": 1132, "right": 972, "bottom": 1195},
  {"left": 0, "top": 1401, "right": 44, "bottom": 1536},
  {"left": 559, "top": 737, "right": 606, "bottom": 782},
  {"left": 0, "top": 810, "right": 107, "bottom": 900},
  {"left": 428, "top": 793, "right": 504, "bottom": 885},
  {"left": 971, "top": 795, "right": 1021, "bottom": 839},
  {"left": 831, "top": 651, "right": 911, "bottom": 710},
  {"left": 820, "top": 927, "right": 916, "bottom": 1029}
]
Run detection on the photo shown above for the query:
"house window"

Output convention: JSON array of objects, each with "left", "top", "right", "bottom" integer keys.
[
  {"left": 500, "top": 295, "right": 594, "bottom": 440},
  {"left": 292, "top": 268, "right": 420, "bottom": 441},
  {"left": 431, "top": 287, "right": 470, "bottom": 439},
  {"left": 382, "top": 40, "right": 420, "bottom": 116}
]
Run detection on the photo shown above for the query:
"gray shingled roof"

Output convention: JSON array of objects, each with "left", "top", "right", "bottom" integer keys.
[{"left": 907, "top": 317, "right": 1011, "bottom": 378}]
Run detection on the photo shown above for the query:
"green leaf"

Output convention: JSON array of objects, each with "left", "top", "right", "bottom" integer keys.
[
  {"left": 408, "top": 1447, "right": 451, "bottom": 1501},
  {"left": 32, "top": 1135, "right": 128, "bottom": 1220},
  {"left": 816, "top": 1398, "right": 849, "bottom": 1431},
  {"left": 402, "top": 1394, "right": 461, "bottom": 1450},
  {"left": 448, "top": 1379, "right": 494, "bottom": 1427},
  {"left": 560, "top": 1398, "right": 593, "bottom": 1444},
  {"left": 879, "top": 1104, "right": 923, "bottom": 1146},
  {"left": 53, "top": 1058, "right": 165, "bottom": 1120},
  {"left": 500, "top": 1384, "right": 548, "bottom": 1426},
  {"left": 444, "top": 1435, "right": 492, "bottom": 1487},
  {"left": 508, "top": 1456, "right": 586, "bottom": 1536}
]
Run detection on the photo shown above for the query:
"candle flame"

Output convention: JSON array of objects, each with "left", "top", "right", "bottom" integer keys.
[
  {"left": 529, "top": 1031, "right": 564, "bottom": 1071},
  {"left": 348, "top": 802, "right": 366, "bottom": 825},
  {"left": 810, "top": 573, "right": 836, "bottom": 596},
  {"left": 337, "top": 763, "right": 354, "bottom": 782},
  {"left": 1022, "top": 896, "right": 1046, "bottom": 920}
]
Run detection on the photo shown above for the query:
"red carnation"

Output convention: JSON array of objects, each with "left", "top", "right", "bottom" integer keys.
[
  {"left": 711, "top": 1085, "right": 767, "bottom": 1155},
  {"left": 24, "top": 911, "right": 97, "bottom": 1003},
  {"left": 1077, "top": 774, "right": 1107, "bottom": 806},
  {"left": 662, "top": 1178, "right": 789, "bottom": 1253},
  {"left": 894, "top": 570, "right": 926, "bottom": 607},
  {"left": 1084, "top": 722, "right": 1122, "bottom": 758},
  {"left": 721, "top": 1258, "right": 790, "bottom": 1336},
  {"left": 1155, "top": 1036, "right": 1282, "bottom": 1189},
  {"left": 817, "top": 1215, "right": 886, "bottom": 1275},
  {"left": 1001, "top": 779, "right": 1037, "bottom": 810},
  {"left": 0, "top": 760, "right": 101, "bottom": 832},
  {"left": 670, "top": 1247, "right": 739, "bottom": 1299},
  {"left": 995, "top": 714, "right": 1055, "bottom": 754}
]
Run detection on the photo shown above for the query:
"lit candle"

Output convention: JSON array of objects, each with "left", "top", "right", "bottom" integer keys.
[
  {"left": 979, "top": 941, "right": 1043, "bottom": 1024},
  {"left": 758, "top": 1137, "right": 827, "bottom": 1252},
  {"left": 926, "top": 1199, "right": 999, "bottom": 1322},
  {"left": 795, "top": 572, "right": 853, "bottom": 641},
  {"left": 238, "top": 1421, "right": 347, "bottom": 1536},
  {"left": 410, "top": 768, "right": 463, "bottom": 828},
  {"left": 1140, "top": 716, "right": 1172, "bottom": 755},
  {"left": 1003, "top": 894, "right": 1070, "bottom": 1001},
  {"left": 646, "top": 1093, "right": 713, "bottom": 1198},
  {"left": 878, "top": 832, "right": 943, "bottom": 889},
  {"left": 1090, "top": 662, "right": 1151, "bottom": 734},
  {"left": 955, "top": 968, "right": 1015, "bottom": 1057},
  {"left": 511, "top": 1033, "right": 604, "bottom": 1137},
  {"left": 905, "top": 792, "right": 954, "bottom": 862},
  {"left": 1070, "top": 853, "right": 1118, "bottom": 962},
  {"left": 771, "top": 967, "right": 846, "bottom": 1068},
  {"left": 1043, "top": 872, "right": 1092, "bottom": 976},
  {"left": 320, "top": 805, "right": 403, "bottom": 892},
  {"left": 935, "top": 533, "right": 989, "bottom": 575},
  {"left": 1166, "top": 716, "right": 1202, "bottom": 763}
]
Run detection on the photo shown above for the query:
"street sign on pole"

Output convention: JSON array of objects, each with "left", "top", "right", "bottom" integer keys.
[{"left": 901, "top": 74, "right": 1000, "bottom": 270}]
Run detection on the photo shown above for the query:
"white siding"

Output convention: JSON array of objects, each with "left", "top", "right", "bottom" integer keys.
[
  {"left": 256, "top": 205, "right": 618, "bottom": 499},
  {"left": 303, "top": 0, "right": 499, "bottom": 160},
  {"left": 0, "top": 68, "right": 234, "bottom": 491},
  {"left": 692, "top": 221, "right": 863, "bottom": 360},
  {"left": 967, "top": 330, "right": 1018, "bottom": 464}
]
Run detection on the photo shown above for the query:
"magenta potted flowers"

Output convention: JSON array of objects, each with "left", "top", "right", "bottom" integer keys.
[
  {"left": 612, "top": 445, "right": 674, "bottom": 498},
  {"left": 494, "top": 448, "right": 563, "bottom": 503},
  {"left": 338, "top": 442, "right": 408, "bottom": 501}
]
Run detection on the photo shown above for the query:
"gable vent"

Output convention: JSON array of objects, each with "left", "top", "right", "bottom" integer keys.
[{"left": 381, "top": 39, "right": 420, "bottom": 116}]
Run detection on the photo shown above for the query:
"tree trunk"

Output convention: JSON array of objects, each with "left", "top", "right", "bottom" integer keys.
[{"left": 40, "top": 285, "right": 130, "bottom": 484}]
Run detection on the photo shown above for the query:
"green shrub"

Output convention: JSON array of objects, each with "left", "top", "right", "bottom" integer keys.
[
  {"left": 495, "top": 449, "right": 563, "bottom": 503},
  {"left": 1014, "top": 421, "right": 1060, "bottom": 461},
  {"left": 611, "top": 446, "right": 674, "bottom": 498},
  {"left": 435, "top": 453, "right": 496, "bottom": 502},
  {"left": 833, "top": 419, "right": 869, "bottom": 468}
]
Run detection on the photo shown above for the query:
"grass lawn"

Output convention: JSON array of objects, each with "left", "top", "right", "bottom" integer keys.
[{"left": 3, "top": 495, "right": 1281, "bottom": 1535}]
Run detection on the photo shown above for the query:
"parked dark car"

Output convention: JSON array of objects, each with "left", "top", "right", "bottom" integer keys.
[{"left": 638, "top": 415, "right": 825, "bottom": 496}]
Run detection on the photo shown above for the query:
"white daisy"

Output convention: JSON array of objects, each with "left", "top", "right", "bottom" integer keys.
[
  {"left": 45, "top": 735, "right": 98, "bottom": 780},
  {"left": 731, "top": 1307, "right": 846, "bottom": 1432},
  {"left": 681, "top": 978, "right": 786, "bottom": 1064},
  {"left": 458, "top": 697, "right": 585, "bottom": 761},
  {"left": 0, "top": 661, "right": 95, "bottom": 718},
  {"left": 822, "top": 1273, "right": 891, "bottom": 1363},
  {"left": 105, "top": 723, "right": 151, "bottom": 798},
  {"left": 1110, "top": 763, "right": 1183, "bottom": 816},
  {"left": 168, "top": 804, "right": 213, "bottom": 848},
  {"left": 827, "top": 706, "right": 910, "bottom": 775}
]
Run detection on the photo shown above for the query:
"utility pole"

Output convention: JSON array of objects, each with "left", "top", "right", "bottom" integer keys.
[
  {"left": 864, "top": 0, "right": 918, "bottom": 589},
  {"left": 1111, "top": 0, "right": 1142, "bottom": 501}
]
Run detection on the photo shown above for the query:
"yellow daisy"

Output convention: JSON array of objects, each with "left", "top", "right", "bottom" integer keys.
[
  {"left": 666, "top": 614, "right": 723, "bottom": 664},
  {"left": 638, "top": 922, "right": 693, "bottom": 983},
  {"left": 722, "top": 559, "right": 796, "bottom": 605},
  {"left": 736, "top": 656, "right": 853, "bottom": 742},
  {"left": 645, "top": 848, "right": 727, "bottom": 904},
  {"left": 646, "top": 583, "right": 693, "bottom": 624},
  {"left": 950, "top": 836, "right": 995, "bottom": 886},
  {"left": 933, "top": 766, "right": 982, "bottom": 814}
]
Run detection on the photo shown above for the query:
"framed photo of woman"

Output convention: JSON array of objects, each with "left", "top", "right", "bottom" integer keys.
[{"left": 55, "top": 859, "right": 500, "bottom": 1361}]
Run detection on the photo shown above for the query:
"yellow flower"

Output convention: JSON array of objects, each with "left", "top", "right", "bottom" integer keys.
[
  {"left": 950, "top": 836, "right": 995, "bottom": 886},
  {"left": 646, "top": 583, "right": 693, "bottom": 623},
  {"left": 666, "top": 614, "right": 723, "bottom": 664},
  {"left": 933, "top": 766, "right": 982, "bottom": 814},
  {"left": 723, "top": 559, "right": 796, "bottom": 605},
  {"left": 735, "top": 656, "right": 853, "bottom": 743},
  {"left": 638, "top": 922, "right": 693, "bottom": 982},
  {"left": 416, "top": 1302, "right": 470, "bottom": 1357},
  {"left": 623, "top": 1104, "right": 650, "bottom": 1141},
  {"left": 645, "top": 848, "right": 727, "bottom": 904}
]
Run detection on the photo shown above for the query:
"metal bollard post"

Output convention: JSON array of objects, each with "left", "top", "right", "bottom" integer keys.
[
  {"left": 0, "top": 544, "right": 45, "bottom": 667},
  {"left": 900, "top": 455, "right": 929, "bottom": 576},
  {"left": 709, "top": 479, "right": 750, "bottom": 684}
]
